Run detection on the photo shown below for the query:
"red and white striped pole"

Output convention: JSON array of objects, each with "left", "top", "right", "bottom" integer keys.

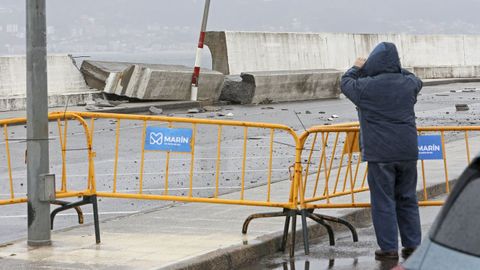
[{"left": 191, "top": 0, "right": 211, "bottom": 101}]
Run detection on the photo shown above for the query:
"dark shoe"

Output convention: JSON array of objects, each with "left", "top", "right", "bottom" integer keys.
[
  {"left": 375, "top": 249, "right": 399, "bottom": 261},
  {"left": 401, "top": 247, "right": 416, "bottom": 259}
]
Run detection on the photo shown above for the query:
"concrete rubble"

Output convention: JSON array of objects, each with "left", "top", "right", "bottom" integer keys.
[
  {"left": 219, "top": 70, "right": 342, "bottom": 104},
  {"left": 80, "top": 60, "right": 224, "bottom": 101},
  {"left": 455, "top": 104, "right": 470, "bottom": 111}
]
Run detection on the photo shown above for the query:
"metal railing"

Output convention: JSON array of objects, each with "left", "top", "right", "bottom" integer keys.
[
  {"left": 73, "top": 112, "right": 301, "bottom": 209},
  {"left": 0, "top": 112, "right": 94, "bottom": 205},
  {"left": 2, "top": 112, "right": 477, "bottom": 256},
  {"left": 298, "top": 124, "right": 480, "bottom": 209}
]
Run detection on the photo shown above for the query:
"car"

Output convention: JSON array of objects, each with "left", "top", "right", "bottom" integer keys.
[{"left": 395, "top": 156, "right": 480, "bottom": 269}]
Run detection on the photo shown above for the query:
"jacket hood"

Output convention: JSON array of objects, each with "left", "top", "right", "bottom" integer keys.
[{"left": 361, "top": 42, "right": 401, "bottom": 77}]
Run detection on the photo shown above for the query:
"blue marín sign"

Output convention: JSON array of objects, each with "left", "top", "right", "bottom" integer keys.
[
  {"left": 145, "top": 127, "right": 193, "bottom": 152},
  {"left": 418, "top": 135, "right": 443, "bottom": 160}
]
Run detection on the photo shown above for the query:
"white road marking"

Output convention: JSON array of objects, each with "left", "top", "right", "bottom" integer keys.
[{"left": 0, "top": 211, "right": 139, "bottom": 219}]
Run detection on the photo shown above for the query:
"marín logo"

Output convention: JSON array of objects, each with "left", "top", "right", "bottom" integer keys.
[{"left": 149, "top": 132, "right": 163, "bottom": 145}]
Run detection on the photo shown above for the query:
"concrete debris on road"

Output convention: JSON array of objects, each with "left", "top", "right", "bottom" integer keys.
[
  {"left": 455, "top": 104, "right": 470, "bottom": 111},
  {"left": 187, "top": 108, "right": 203, "bottom": 114},
  {"left": 203, "top": 106, "right": 222, "bottom": 112},
  {"left": 149, "top": 106, "right": 163, "bottom": 115}
]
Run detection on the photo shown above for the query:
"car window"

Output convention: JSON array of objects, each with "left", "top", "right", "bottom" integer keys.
[{"left": 433, "top": 177, "right": 480, "bottom": 257}]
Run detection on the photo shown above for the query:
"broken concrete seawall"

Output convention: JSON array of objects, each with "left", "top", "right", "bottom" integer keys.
[
  {"left": 80, "top": 61, "right": 224, "bottom": 102},
  {"left": 221, "top": 70, "right": 342, "bottom": 104}
]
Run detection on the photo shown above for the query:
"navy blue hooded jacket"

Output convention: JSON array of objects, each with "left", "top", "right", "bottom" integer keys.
[{"left": 340, "top": 42, "right": 423, "bottom": 162}]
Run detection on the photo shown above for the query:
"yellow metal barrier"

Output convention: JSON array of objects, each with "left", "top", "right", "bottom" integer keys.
[
  {"left": 73, "top": 112, "right": 301, "bottom": 210},
  {"left": 298, "top": 124, "right": 480, "bottom": 209},
  {"left": 0, "top": 112, "right": 94, "bottom": 205},
  {"left": 2, "top": 111, "right": 475, "bottom": 257}
]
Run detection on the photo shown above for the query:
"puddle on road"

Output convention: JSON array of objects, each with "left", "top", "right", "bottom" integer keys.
[{"left": 242, "top": 226, "right": 405, "bottom": 270}]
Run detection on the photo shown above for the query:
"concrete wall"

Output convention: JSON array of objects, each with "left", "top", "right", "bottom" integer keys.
[
  {"left": 0, "top": 54, "right": 91, "bottom": 97},
  {"left": 205, "top": 31, "right": 480, "bottom": 75},
  {"left": 0, "top": 54, "right": 98, "bottom": 111}
]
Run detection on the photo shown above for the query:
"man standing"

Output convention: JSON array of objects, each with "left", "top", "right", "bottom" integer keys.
[{"left": 340, "top": 42, "right": 423, "bottom": 261}]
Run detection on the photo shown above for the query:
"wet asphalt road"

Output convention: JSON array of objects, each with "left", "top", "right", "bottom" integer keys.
[
  {"left": 242, "top": 196, "right": 446, "bottom": 270},
  {"left": 0, "top": 82, "right": 479, "bottom": 244}
]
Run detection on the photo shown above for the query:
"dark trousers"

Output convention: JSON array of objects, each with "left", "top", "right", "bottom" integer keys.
[{"left": 367, "top": 161, "right": 422, "bottom": 251}]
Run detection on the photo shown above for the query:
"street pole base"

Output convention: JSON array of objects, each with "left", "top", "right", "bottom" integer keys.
[{"left": 27, "top": 239, "right": 52, "bottom": 247}]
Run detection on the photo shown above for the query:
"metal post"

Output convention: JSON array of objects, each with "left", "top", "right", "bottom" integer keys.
[
  {"left": 26, "top": 0, "right": 51, "bottom": 246},
  {"left": 190, "top": 0, "right": 211, "bottom": 101}
]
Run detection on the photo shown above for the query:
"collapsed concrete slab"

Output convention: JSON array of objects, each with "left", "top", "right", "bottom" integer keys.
[
  {"left": 81, "top": 61, "right": 224, "bottom": 101},
  {"left": 220, "top": 70, "right": 341, "bottom": 104},
  {"left": 0, "top": 54, "right": 98, "bottom": 111}
]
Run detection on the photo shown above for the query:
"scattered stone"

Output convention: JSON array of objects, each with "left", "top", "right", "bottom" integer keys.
[
  {"left": 226, "top": 112, "right": 234, "bottom": 117},
  {"left": 450, "top": 90, "right": 461, "bottom": 93},
  {"left": 76, "top": 102, "right": 87, "bottom": 106},
  {"left": 318, "top": 111, "right": 326, "bottom": 114},
  {"left": 261, "top": 107, "right": 274, "bottom": 110},
  {"left": 186, "top": 114, "right": 194, "bottom": 118},
  {"left": 305, "top": 110, "right": 312, "bottom": 114},
  {"left": 85, "top": 104, "right": 100, "bottom": 111},
  {"left": 149, "top": 106, "right": 163, "bottom": 115},
  {"left": 188, "top": 108, "right": 201, "bottom": 114},
  {"left": 203, "top": 106, "right": 222, "bottom": 112},
  {"left": 167, "top": 113, "right": 175, "bottom": 117},
  {"left": 281, "top": 108, "right": 289, "bottom": 111},
  {"left": 327, "top": 117, "right": 334, "bottom": 121},
  {"left": 456, "top": 104, "right": 469, "bottom": 111},
  {"left": 331, "top": 114, "right": 339, "bottom": 118},
  {"left": 446, "top": 112, "right": 450, "bottom": 114},
  {"left": 436, "top": 94, "right": 449, "bottom": 96}
]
